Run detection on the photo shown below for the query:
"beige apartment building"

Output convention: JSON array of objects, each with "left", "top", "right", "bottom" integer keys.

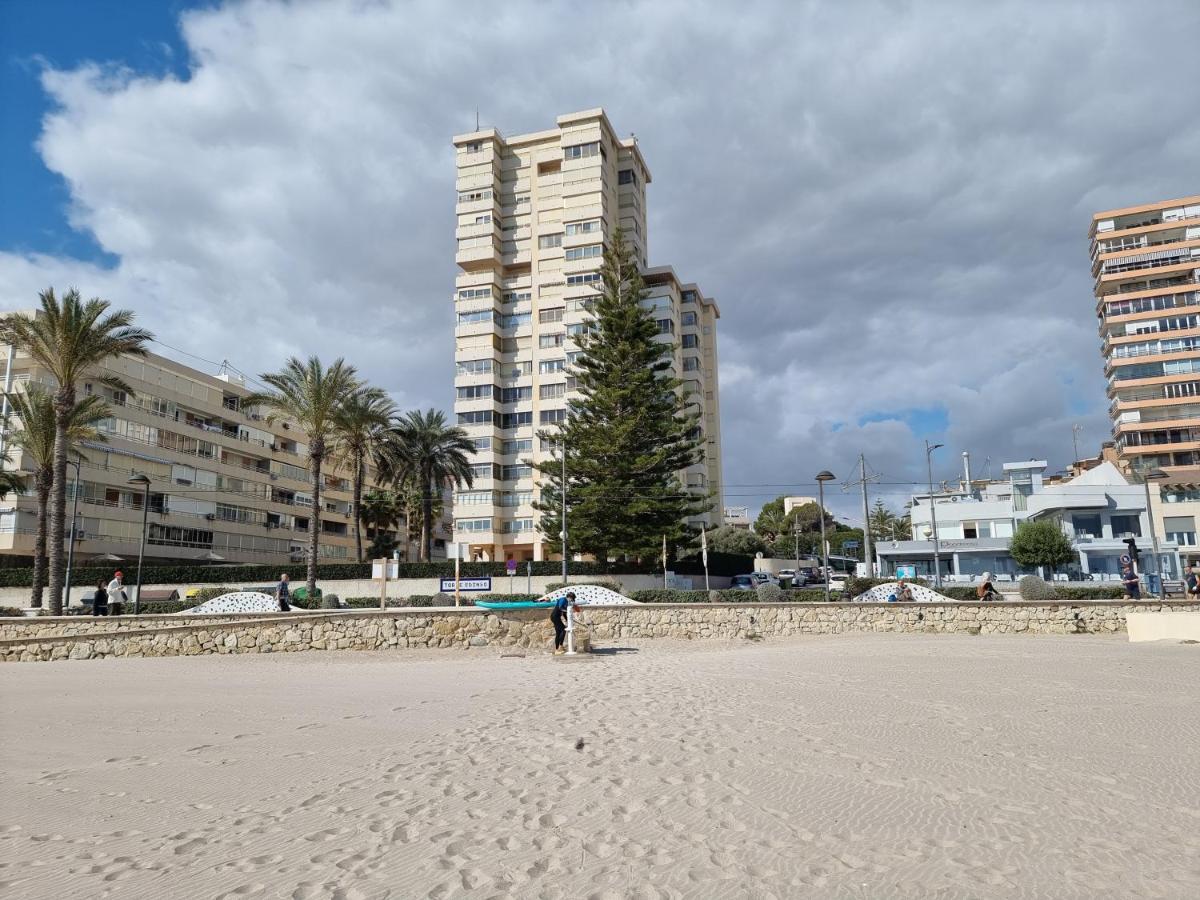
[
  {"left": 0, "top": 343, "right": 440, "bottom": 566},
  {"left": 451, "top": 109, "right": 723, "bottom": 563},
  {"left": 1092, "top": 193, "right": 1200, "bottom": 564}
]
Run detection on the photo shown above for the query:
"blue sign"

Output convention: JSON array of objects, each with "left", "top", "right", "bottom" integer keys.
[
  {"left": 440, "top": 576, "right": 492, "bottom": 592},
  {"left": 843, "top": 540, "right": 860, "bottom": 550}
]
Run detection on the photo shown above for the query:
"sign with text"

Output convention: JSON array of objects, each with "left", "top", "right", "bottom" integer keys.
[
  {"left": 440, "top": 577, "right": 492, "bottom": 593},
  {"left": 506, "top": 559, "right": 517, "bottom": 574},
  {"left": 371, "top": 560, "right": 399, "bottom": 580}
]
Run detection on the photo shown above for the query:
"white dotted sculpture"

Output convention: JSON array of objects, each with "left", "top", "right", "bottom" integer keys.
[
  {"left": 537, "top": 584, "right": 640, "bottom": 606},
  {"left": 182, "top": 591, "right": 286, "bottom": 615},
  {"left": 852, "top": 582, "right": 955, "bottom": 603}
]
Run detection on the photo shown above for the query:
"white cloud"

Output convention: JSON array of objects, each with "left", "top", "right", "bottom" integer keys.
[{"left": 2, "top": 0, "right": 1197, "bottom": 517}]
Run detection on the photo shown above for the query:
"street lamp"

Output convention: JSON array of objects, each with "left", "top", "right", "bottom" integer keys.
[
  {"left": 63, "top": 457, "right": 82, "bottom": 607},
  {"left": 127, "top": 473, "right": 151, "bottom": 615},
  {"left": 1140, "top": 468, "right": 1170, "bottom": 602},
  {"left": 815, "top": 471, "right": 836, "bottom": 602},
  {"left": 925, "top": 441, "right": 944, "bottom": 588}
]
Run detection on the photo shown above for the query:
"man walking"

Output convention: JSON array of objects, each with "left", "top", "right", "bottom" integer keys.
[
  {"left": 275, "top": 573, "right": 291, "bottom": 611},
  {"left": 106, "top": 570, "right": 129, "bottom": 613}
]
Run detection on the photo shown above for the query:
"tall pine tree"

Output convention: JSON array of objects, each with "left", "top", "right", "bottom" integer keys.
[{"left": 534, "top": 228, "right": 709, "bottom": 561}]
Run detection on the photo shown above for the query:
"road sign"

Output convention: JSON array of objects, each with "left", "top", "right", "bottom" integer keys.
[
  {"left": 506, "top": 559, "right": 517, "bottom": 574},
  {"left": 843, "top": 540, "right": 860, "bottom": 550},
  {"left": 440, "top": 576, "right": 492, "bottom": 592}
]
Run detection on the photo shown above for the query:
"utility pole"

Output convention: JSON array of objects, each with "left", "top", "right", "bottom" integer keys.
[
  {"left": 560, "top": 442, "right": 568, "bottom": 586},
  {"left": 843, "top": 455, "right": 880, "bottom": 576}
]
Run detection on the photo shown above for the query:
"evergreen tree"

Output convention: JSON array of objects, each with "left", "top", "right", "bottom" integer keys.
[{"left": 534, "top": 228, "right": 708, "bottom": 561}]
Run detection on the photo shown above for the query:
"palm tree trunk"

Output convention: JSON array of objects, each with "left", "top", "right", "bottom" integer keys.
[
  {"left": 352, "top": 457, "right": 364, "bottom": 563},
  {"left": 308, "top": 447, "right": 322, "bottom": 601},
  {"left": 421, "top": 473, "right": 433, "bottom": 563},
  {"left": 30, "top": 474, "right": 50, "bottom": 608},
  {"left": 47, "top": 391, "right": 72, "bottom": 616}
]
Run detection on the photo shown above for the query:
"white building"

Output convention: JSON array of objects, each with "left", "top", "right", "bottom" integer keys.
[{"left": 877, "top": 459, "right": 1179, "bottom": 581}]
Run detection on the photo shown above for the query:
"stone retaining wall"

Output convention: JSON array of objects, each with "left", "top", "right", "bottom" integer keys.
[{"left": 3, "top": 601, "right": 1198, "bottom": 663}]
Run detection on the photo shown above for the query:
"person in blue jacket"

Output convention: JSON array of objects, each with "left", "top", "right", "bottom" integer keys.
[{"left": 551, "top": 591, "right": 577, "bottom": 654}]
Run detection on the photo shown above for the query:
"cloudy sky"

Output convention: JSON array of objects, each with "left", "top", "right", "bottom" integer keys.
[{"left": 1, "top": 0, "right": 1197, "bottom": 525}]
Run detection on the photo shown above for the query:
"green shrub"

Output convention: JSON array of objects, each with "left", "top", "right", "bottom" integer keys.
[
  {"left": 137, "top": 601, "right": 191, "bottom": 615},
  {"left": 1055, "top": 586, "right": 1125, "bottom": 601},
  {"left": 756, "top": 582, "right": 783, "bottom": 603},
  {"left": 0, "top": 606, "right": 26, "bottom": 617},
  {"left": 188, "top": 586, "right": 237, "bottom": 603},
  {"left": 941, "top": 587, "right": 980, "bottom": 602},
  {"left": 1019, "top": 575, "right": 1056, "bottom": 602}
]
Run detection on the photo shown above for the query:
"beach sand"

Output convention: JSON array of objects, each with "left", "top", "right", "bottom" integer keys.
[{"left": 2, "top": 635, "right": 1198, "bottom": 898}]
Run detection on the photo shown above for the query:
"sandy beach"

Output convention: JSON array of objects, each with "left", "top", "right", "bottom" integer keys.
[{"left": 2, "top": 635, "right": 1198, "bottom": 899}]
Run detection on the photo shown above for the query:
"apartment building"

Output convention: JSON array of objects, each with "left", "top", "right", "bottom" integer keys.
[
  {"left": 0, "top": 343, "right": 441, "bottom": 565},
  {"left": 451, "top": 109, "right": 723, "bottom": 563},
  {"left": 1092, "top": 194, "right": 1200, "bottom": 565}
]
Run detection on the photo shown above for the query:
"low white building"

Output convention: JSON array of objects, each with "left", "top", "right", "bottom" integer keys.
[{"left": 877, "top": 459, "right": 1180, "bottom": 582}]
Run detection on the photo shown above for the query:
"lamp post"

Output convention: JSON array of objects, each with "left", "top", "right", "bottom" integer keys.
[
  {"left": 925, "top": 441, "right": 944, "bottom": 588},
  {"left": 127, "top": 473, "right": 151, "bottom": 614},
  {"left": 1141, "top": 468, "right": 1169, "bottom": 602},
  {"left": 815, "top": 471, "right": 836, "bottom": 602},
  {"left": 63, "top": 457, "right": 82, "bottom": 607},
  {"left": 560, "top": 442, "right": 568, "bottom": 586}
]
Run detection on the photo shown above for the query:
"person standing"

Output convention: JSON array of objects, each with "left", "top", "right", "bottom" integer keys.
[
  {"left": 275, "top": 573, "right": 291, "bottom": 612},
  {"left": 1185, "top": 565, "right": 1200, "bottom": 599},
  {"left": 550, "top": 591, "right": 576, "bottom": 655},
  {"left": 106, "top": 570, "right": 128, "bottom": 613},
  {"left": 1121, "top": 564, "right": 1141, "bottom": 600},
  {"left": 91, "top": 578, "right": 109, "bottom": 617}
]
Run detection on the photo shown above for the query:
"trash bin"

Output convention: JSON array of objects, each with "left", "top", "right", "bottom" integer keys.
[{"left": 1145, "top": 574, "right": 1161, "bottom": 596}]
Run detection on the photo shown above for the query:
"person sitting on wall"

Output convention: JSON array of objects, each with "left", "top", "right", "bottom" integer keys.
[{"left": 893, "top": 578, "right": 914, "bottom": 602}]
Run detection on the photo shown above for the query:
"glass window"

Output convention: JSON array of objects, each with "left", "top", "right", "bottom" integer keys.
[
  {"left": 539, "top": 307, "right": 564, "bottom": 323},
  {"left": 681, "top": 334, "right": 699, "bottom": 349},
  {"left": 1072, "top": 514, "right": 1102, "bottom": 538},
  {"left": 540, "top": 382, "right": 566, "bottom": 400},
  {"left": 681, "top": 311, "right": 698, "bottom": 326},
  {"left": 618, "top": 169, "right": 636, "bottom": 185},
  {"left": 563, "top": 141, "right": 601, "bottom": 160},
  {"left": 565, "top": 220, "right": 601, "bottom": 236},
  {"left": 538, "top": 233, "right": 563, "bottom": 249},
  {"left": 564, "top": 245, "right": 602, "bottom": 261},
  {"left": 1110, "top": 514, "right": 1141, "bottom": 538}
]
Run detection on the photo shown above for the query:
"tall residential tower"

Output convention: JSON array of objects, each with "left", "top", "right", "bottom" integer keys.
[
  {"left": 451, "top": 109, "right": 722, "bottom": 562},
  {"left": 1092, "top": 194, "right": 1200, "bottom": 564}
]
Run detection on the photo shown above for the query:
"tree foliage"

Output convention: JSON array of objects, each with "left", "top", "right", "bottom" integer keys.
[
  {"left": 331, "top": 388, "right": 395, "bottom": 561},
  {"left": 867, "top": 499, "right": 910, "bottom": 542},
  {"left": 706, "top": 525, "right": 767, "bottom": 556},
  {"left": 1008, "top": 520, "right": 1075, "bottom": 573},
  {"left": 533, "top": 229, "right": 708, "bottom": 561}
]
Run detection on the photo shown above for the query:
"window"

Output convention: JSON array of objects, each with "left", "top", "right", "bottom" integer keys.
[
  {"left": 681, "top": 290, "right": 697, "bottom": 303},
  {"left": 473, "top": 436, "right": 491, "bottom": 451},
  {"left": 456, "top": 384, "right": 494, "bottom": 400},
  {"left": 1110, "top": 514, "right": 1141, "bottom": 538},
  {"left": 618, "top": 169, "right": 636, "bottom": 185},
  {"left": 514, "top": 194, "right": 530, "bottom": 206},
  {"left": 539, "top": 358, "right": 566, "bottom": 374},
  {"left": 540, "top": 382, "right": 566, "bottom": 400},
  {"left": 458, "top": 287, "right": 492, "bottom": 301},
  {"left": 502, "top": 438, "right": 532, "bottom": 454},
  {"left": 1165, "top": 515, "right": 1196, "bottom": 546},
  {"left": 566, "top": 297, "right": 595, "bottom": 313},
  {"left": 655, "top": 319, "right": 674, "bottom": 335},
  {"left": 566, "top": 323, "right": 594, "bottom": 337},
  {"left": 502, "top": 361, "right": 533, "bottom": 377},
  {"left": 470, "top": 463, "right": 501, "bottom": 480},
  {"left": 564, "top": 244, "right": 602, "bottom": 261},
  {"left": 502, "top": 464, "right": 532, "bottom": 480},
  {"left": 456, "top": 491, "right": 494, "bottom": 506},
  {"left": 499, "top": 411, "right": 533, "bottom": 429},
  {"left": 474, "top": 214, "right": 492, "bottom": 225},
  {"left": 681, "top": 311, "right": 698, "bottom": 326},
  {"left": 565, "top": 220, "right": 601, "bottom": 236},
  {"left": 502, "top": 291, "right": 531, "bottom": 304},
  {"left": 499, "top": 386, "right": 532, "bottom": 403},
  {"left": 499, "top": 492, "right": 533, "bottom": 507},
  {"left": 502, "top": 518, "right": 534, "bottom": 533},
  {"left": 462, "top": 141, "right": 483, "bottom": 153},
  {"left": 682, "top": 357, "right": 701, "bottom": 372},
  {"left": 962, "top": 521, "right": 991, "bottom": 539},
  {"left": 458, "top": 189, "right": 491, "bottom": 203},
  {"left": 540, "top": 409, "right": 567, "bottom": 425},
  {"left": 566, "top": 272, "right": 601, "bottom": 286},
  {"left": 1072, "top": 514, "right": 1102, "bottom": 538},
  {"left": 457, "top": 309, "right": 495, "bottom": 326},
  {"left": 563, "top": 141, "right": 601, "bottom": 160},
  {"left": 539, "top": 307, "right": 564, "bottom": 323},
  {"left": 539, "top": 333, "right": 565, "bottom": 349},
  {"left": 457, "top": 410, "right": 494, "bottom": 426},
  {"left": 538, "top": 234, "right": 563, "bottom": 249},
  {"left": 681, "top": 334, "right": 699, "bottom": 349},
  {"left": 499, "top": 312, "right": 531, "bottom": 329},
  {"left": 456, "top": 518, "right": 493, "bottom": 533},
  {"left": 566, "top": 351, "right": 583, "bottom": 364},
  {"left": 456, "top": 358, "right": 493, "bottom": 376}
]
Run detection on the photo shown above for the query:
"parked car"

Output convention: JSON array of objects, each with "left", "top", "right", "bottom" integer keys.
[
  {"left": 750, "top": 572, "right": 779, "bottom": 586},
  {"left": 730, "top": 575, "right": 758, "bottom": 591},
  {"left": 778, "top": 569, "right": 796, "bottom": 581},
  {"left": 792, "top": 567, "right": 821, "bottom": 586}
]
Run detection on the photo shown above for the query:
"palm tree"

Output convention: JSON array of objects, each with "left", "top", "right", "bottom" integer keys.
[
  {"left": 386, "top": 409, "right": 474, "bottom": 562},
  {"left": 5, "top": 387, "right": 110, "bottom": 607},
  {"left": 359, "top": 490, "right": 401, "bottom": 559},
  {"left": 245, "top": 357, "right": 362, "bottom": 599},
  {"left": 331, "top": 389, "right": 396, "bottom": 561},
  {"left": 0, "top": 289, "right": 152, "bottom": 614}
]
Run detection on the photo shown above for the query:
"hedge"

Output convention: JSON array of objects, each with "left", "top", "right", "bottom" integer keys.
[{"left": 628, "top": 589, "right": 830, "bottom": 604}]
